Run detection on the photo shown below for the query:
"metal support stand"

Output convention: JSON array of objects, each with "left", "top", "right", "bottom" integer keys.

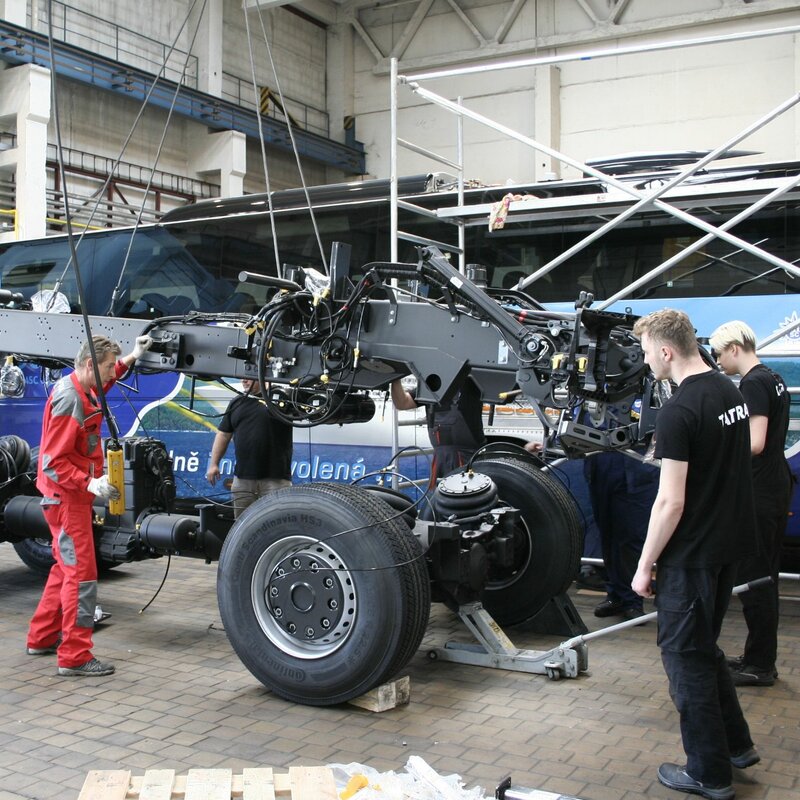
[{"left": 428, "top": 601, "right": 588, "bottom": 680}]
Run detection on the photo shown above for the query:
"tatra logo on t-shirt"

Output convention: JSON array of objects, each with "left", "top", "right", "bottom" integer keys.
[{"left": 718, "top": 403, "right": 749, "bottom": 427}]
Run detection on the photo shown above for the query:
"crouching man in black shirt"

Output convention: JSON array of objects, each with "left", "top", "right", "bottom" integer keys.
[
  {"left": 632, "top": 309, "right": 758, "bottom": 800},
  {"left": 710, "top": 320, "right": 793, "bottom": 687}
]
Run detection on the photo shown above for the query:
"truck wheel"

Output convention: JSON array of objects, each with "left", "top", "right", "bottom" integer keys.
[
  {"left": 217, "top": 483, "right": 430, "bottom": 706},
  {"left": 13, "top": 537, "right": 54, "bottom": 575},
  {"left": 474, "top": 457, "right": 582, "bottom": 626}
]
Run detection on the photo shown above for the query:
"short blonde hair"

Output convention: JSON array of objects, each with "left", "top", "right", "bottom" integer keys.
[
  {"left": 632, "top": 309, "right": 697, "bottom": 357},
  {"left": 709, "top": 320, "right": 757, "bottom": 355}
]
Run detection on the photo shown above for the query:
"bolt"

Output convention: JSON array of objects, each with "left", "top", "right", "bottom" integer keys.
[
  {"left": 270, "top": 586, "right": 278, "bottom": 597},
  {"left": 277, "top": 567, "right": 285, "bottom": 577},
  {"left": 292, "top": 558, "right": 301, "bottom": 568},
  {"left": 274, "top": 607, "right": 282, "bottom": 617},
  {"left": 323, "top": 577, "right": 334, "bottom": 588},
  {"left": 321, "top": 619, "right": 331, "bottom": 629},
  {"left": 310, "top": 562, "right": 319, "bottom": 573},
  {"left": 287, "top": 622, "right": 296, "bottom": 633},
  {"left": 305, "top": 627, "right": 315, "bottom": 638},
  {"left": 328, "top": 599, "right": 338, "bottom": 610}
]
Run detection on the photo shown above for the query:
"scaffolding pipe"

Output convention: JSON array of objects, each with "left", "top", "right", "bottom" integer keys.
[
  {"left": 597, "top": 170, "right": 800, "bottom": 310},
  {"left": 523, "top": 92, "right": 800, "bottom": 290},
  {"left": 405, "top": 82, "right": 800, "bottom": 282},
  {"left": 405, "top": 24, "right": 800, "bottom": 82}
]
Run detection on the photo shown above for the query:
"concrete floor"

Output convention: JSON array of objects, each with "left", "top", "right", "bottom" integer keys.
[{"left": 0, "top": 545, "right": 797, "bottom": 800}]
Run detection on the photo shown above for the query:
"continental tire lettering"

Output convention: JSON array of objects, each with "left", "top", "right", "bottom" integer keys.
[{"left": 260, "top": 653, "right": 306, "bottom": 682}]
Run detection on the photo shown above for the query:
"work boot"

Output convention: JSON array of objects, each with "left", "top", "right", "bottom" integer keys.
[
  {"left": 594, "top": 598, "right": 625, "bottom": 617},
  {"left": 57, "top": 658, "right": 115, "bottom": 677},
  {"left": 730, "top": 747, "right": 760, "bottom": 769},
  {"left": 27, "top": 644, "right": 58, "bottom": 655},
  {"left": 657, "top": 763, "right": 734, "bottom": 800}
]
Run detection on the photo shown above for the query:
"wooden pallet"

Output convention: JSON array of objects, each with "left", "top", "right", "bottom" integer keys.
[{"left": 77, "top": 766, "right": 337, "bottom": 800}]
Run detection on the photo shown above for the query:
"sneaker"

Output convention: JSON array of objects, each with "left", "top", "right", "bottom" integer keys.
[
  {"left": 594, "top": 598, "right": 625, "bottom": 618},
  {"left": 657, "top": 763, "right": 734, "bottom": 800},
  {"left": 57, "top": 658, "right": 115, "bottom": 677},
  {"left": 728, "top": 656, "right": 777, "bottom": 679},
  {"left": 27, "top": 644, "right": 58, "bottom": 655},
  {"left": 730, "top": 747, "right": 760, "bottom": 769},
  {"left": 575, "top": 567, "right": 606, "bottom": 591},
  {"left": 730, "top": 664, "right": 775, "bottom": 687},
  {"left": 622, "top": 606, "right": 646, "bottom": 621}
]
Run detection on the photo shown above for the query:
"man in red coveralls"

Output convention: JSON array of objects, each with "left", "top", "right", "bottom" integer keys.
[{"left": 26, "top": 334, "right": 152, "bottom": 677}]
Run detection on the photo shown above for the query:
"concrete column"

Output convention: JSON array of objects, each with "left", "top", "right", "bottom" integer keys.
[
  {"left": 0, "top": 0, "right": 26, "bottom": 26},
  {"left": 190, "top": 0, "right": 223, "bottom": 97},
  {"left": 188, "top": 129, "right": 246, "bottom": 197},
  {"left": 533, "top": 65, "right": 561, "bottom": 181},
  {"left": 327, "top": 22, "right": 354, "bottom": 147},
  {"left": 0, "top": 64, "right": 51, "bottom": 242}
]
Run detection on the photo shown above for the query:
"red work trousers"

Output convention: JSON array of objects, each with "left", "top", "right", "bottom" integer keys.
[{"left": 27, "top": 503, "right": 97, "bottom": 668}]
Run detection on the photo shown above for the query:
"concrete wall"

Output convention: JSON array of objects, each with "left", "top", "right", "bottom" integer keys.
[
  {"left": 18, "top": 0, "right": 335, "bottom": 203},
  {"left": 353, "top": 3, "right": 800, "bottom": 184}
]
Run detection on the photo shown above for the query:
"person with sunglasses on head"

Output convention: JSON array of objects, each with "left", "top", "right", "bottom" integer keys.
[{"left": 709, "top": 320, "right": 793, "bottom": 688}]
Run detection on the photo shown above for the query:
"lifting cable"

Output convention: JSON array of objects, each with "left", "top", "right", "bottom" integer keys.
[
  {"left": 246, "top": 2, "right": 329, "bottom": 274},
  {"left": 45, "top": 0, "right": 119, "bottom": 447},
  {"left": 41, "top": 0, "right": 204, "bottom": 315},
  {"left": 110, "top": 0, "right": 209, "bottom": 314}
]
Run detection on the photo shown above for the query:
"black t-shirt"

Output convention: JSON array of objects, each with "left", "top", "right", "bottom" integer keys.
[
  {"left": 740, "top": 363, "right": 792, "bottom": 506},
  {"left": 219, "top": 394, "right": 293, "bottom": 480},
  {"left": 654, "top": 369, "right": 756, "bottom": 567},
  {"left": 424, "top": 378, "right": 486, "bottom": 452}
]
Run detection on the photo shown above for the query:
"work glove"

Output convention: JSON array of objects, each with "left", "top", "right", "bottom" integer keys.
[
  {"left": 132, "top": 335, "right": 154, "bottom": 360},
  {"left": 87, "top": 475, "right": 121, "bottom": 500}
]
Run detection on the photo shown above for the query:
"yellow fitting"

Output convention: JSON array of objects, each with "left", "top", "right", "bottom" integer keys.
[
  {"left": 320, "top": 373, "right": 330, "bottom": 384},
  {"left": 576, "top": 356, "right": 588, "bottom": 373},
  {"left": 551, "top": 353, "right": 565, "bottom": 369}
]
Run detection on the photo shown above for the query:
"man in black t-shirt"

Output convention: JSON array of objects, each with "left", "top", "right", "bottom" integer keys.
[
  {"left": 206, "top": 378, "right": 293, "bottom": 517},
  {"left": 632, "top": 309, "right": 758, "bottom": 800},
  {"left": 391, "top": 377, "right": 486, "bottom": 483},
  {"left": 710, "top": 320, "right": 793, "bottom": 687}
]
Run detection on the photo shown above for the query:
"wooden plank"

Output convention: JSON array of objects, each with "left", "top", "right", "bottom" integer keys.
[
  {"left": 139, "top": 769, "right": 176, "bottom": 800},
  {"left": 242, "top": 767, "right": 276, "bottom": 800},
  {"left": 287, "top": 766, "right": 337, "bottom": 800},
  {"left": 184, "top": 768, "right": 232, "bottom": 800},
  {"left": 348, "top": 675, "right": 411, "bottom": 712},
  {"left": 78, "top": 770, "right": 131, "bottom": 800}
]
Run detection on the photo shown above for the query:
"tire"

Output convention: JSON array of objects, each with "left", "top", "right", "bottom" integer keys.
[
  {"left": 473, "top": 457, "right": 583, "bottom": 626},
  {"left": 13, "top": 537, "right": 54, "bottom": 575},
  {"left": 216, "top": 483, "right": 430, "bottom": 706}
]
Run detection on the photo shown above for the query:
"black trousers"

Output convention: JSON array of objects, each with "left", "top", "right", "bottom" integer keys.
[
  {"left": 585, "top": 452, "right": 658, "bottom": 610},
  {"left": 656, "top": 563, "right": 754, "bottom": 787},
  {"left": 735, "top": 495, "right": 791, "bottom": 670}
]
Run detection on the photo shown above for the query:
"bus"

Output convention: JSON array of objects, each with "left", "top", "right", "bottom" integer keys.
[{"left": 1, "top": 155, "right": 799, "bottom": 557}]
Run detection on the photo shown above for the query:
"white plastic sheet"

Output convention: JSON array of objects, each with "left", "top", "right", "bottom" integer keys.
[{"left": 328, "top": 756, "right": 487, "bottom": 800}]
